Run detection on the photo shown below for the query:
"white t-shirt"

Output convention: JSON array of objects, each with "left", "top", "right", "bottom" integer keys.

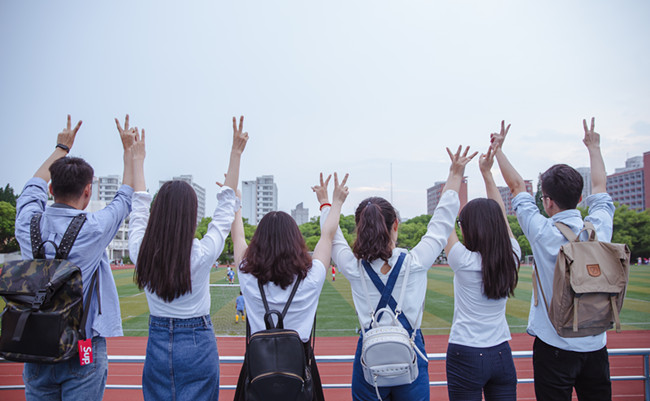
[
  {"left": 238, "top": 259, "right": 326, "bottom": 342},
  {"left": 447, "top": 237, "right": 521, "bottom": 347},
  {"left": 129, "top": 186, "right": 239, "bottom": 318}
]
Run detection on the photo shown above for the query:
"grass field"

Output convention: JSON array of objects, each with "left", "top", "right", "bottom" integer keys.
[{"left": 113, "top": 263, "right": 650, "bottom": 337}]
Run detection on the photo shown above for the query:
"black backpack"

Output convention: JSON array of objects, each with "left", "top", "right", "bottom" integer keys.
[
  {"left": 234, "top": 276, "right": 317, "bottom": 401},
  {"left": 0, "top": 213, "right": 98, "bottom": 363}
]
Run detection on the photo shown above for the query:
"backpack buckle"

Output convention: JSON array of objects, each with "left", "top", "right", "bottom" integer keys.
[{"left": 31, "top": 288, "right": 49, "bottom": 309}]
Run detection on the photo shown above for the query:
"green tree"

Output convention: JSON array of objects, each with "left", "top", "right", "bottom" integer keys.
[
  {"left": 0, "top": 184, "right": 17, "bottom": 207},
  {"left": 0, "top": 201, "right": 19, "bottom": 253},
  {"left": 611, "top": 203, "right": 650, "bottom": 259},
  {"left": 397, "top": 215, "right": 430, "bottom": 249}
]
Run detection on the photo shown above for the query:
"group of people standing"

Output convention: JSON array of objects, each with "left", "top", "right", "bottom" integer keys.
[{"left": 14, "top": 114, "right": 614, "bottom": 401}]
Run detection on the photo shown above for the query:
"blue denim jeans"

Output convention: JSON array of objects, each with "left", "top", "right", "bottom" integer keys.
[
  {"left": 351, "top": 329, "right": 430, "bottom": 401},
  {"left": 23, "top": 336, "right": 108, "bottom": 401},
  {"left": 144, "top": 315, "right": 219, "bottom": 401},
  {"left": 446, "top": 341, "right": 517, "bottom": 401}
]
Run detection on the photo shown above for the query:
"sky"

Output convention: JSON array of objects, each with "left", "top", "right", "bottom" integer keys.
[{"left": 1, "top": 1, "right": 649, "bottom": 220}]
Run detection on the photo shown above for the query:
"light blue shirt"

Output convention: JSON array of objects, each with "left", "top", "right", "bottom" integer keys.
[
  {"left": 513, "top": 191, "right": 615, "bottom": 352},
  {"left": 15, "top": 177, "right": 133, "bottom": 338}
]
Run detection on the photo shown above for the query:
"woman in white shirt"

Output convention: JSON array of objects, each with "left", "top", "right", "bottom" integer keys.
[
  {"left": 318, "top": 146, "right": 476, "bottom": 401},
  {"left": 232, "top": 172, "right": 349, "bottom": 401},
  {"left": 443, "top": 146, "right": 521, "bottom": 401},
  {"left": 128, "top": 117, "right": 248, "bottom": 401}
]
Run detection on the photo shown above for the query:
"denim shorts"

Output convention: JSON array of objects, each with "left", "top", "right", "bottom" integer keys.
[
  {"left": 23, "top": 336, "right": 108, "bottom": 401},
  {"left": 351, "top": 329, "right": 430, "bottom": 401},
  {"left": 144, "top": 315, "right": 220, "bottom": 401},
  {"left": 446, "top": 341, "right": 517, "bottom": 401}
]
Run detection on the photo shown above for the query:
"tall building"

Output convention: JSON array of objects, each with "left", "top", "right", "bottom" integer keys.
[
  {"left": 427, "top": 177, "right": 468, "bottom": 215},
  {"left": 291, "top": 202, "right": 309, "bottom": 226},
  {"left": 497, "top": 180, "right": 534, "bottom": 215},
  {"left": 93, "top": 175, "right": 121, "bottom": 202},
  {"left": 241, "top": 175, "right": 278, "bottom": 225},
  {"left": 606, "top": 152, "right": 649, "bottom": 211},
  {"left": 159, "top": 175, "right": 206, "bottom": 225},
  {"left": 576, "top": 167, "right": 592, "bottom": 207}
]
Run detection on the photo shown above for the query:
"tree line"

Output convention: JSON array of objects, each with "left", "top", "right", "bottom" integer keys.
[{"left": 1, "top": 183, "right": 649, "bottom": 262}]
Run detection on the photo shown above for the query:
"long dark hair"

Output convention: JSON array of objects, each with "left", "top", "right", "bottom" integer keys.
[
  {"left": 353, "top": 197, "right": 397, "bottom": 263},
  {"left": 240, "top": 211, "right": 312, "bottom": 289},
  {"left": 458, "top": 198, "right": 519, "bottom": 300},
  {"left": 135, "top": 180, "right": 198, "bottom": 302}
]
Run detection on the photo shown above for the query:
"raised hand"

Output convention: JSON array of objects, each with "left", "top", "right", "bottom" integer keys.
[
  {"left": 311, "top": 173, "right": 332, "bottom": 205},
  {"left": 232, "top": 116, "right": 249, "bottom": 155},
  {"left": 131, "top": 128, "right": 146, "bottom": 161},
  {"left": 582, "top": 117, "right": 600, "bottom": 150},
  {"left": 478, "top": 146, "right": 495, "bottom": 175},
  {"left": 115, "top": 114, "right": 137, "bottom": 150},
  {"left": 490, "top": 120, "right": 511, "bottom": 151},
  {"left": 57, "top": 114, "right": 82, "bottom": 150},
  {"left": 446, "top": 145, "right": 478, "bottom": 176},
  {"left": 332, "top": 173, "right": 349, "bottom": 205}
]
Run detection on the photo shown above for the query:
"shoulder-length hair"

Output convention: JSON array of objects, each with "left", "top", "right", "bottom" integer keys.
[
  {"left": 353, "top": 197, "right": 397, "bottom": 263},
  {"left": 135, "top": 180, "right": 198, "bottom": 302},
  {"left": 240, "top": 211, "right": 312, "bottom": 289},
  {"left": 458, "top": 198, "right": 519, "bottom": 300}
]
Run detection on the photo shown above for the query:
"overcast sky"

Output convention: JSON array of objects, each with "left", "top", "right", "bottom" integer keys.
[{"left": 1, "top": 1, "right": 649, "bottom": 220}]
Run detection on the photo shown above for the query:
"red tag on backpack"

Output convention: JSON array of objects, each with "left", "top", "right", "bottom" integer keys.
[{"left": 78, "top": 339, "right": 93, "bottom": 365}]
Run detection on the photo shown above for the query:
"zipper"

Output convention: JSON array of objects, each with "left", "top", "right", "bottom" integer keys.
[{"left": 250, "top": 371, "right": 304, "bottom": 384}]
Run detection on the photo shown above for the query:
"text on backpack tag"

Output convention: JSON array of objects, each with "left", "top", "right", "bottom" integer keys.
[
  {"left": 78, "top": 339, "right": 93, "bottom": 365},
  {"left": 587, "top": 264, "right": 601, "bottom": 277}
]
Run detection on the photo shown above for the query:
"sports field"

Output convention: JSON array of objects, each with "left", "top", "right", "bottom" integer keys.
[{"left": 114, "top": 263, "right": 650, "bottom": 337}]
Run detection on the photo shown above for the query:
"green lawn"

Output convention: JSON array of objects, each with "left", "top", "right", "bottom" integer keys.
[{"left": 116, "top": 263, "right": 650, "bottom": 337}]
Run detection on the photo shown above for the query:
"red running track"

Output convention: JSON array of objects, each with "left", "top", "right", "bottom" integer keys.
[{"left": 1, "top": 331, "right": 649, "bottom": 400}]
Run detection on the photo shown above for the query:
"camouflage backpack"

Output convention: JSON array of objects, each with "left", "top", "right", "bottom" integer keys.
[{"left": 0, "top": 213, "right": 97, "bottom": 363}]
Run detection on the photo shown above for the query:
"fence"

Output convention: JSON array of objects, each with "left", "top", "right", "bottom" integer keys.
[{"left": 2, "top": 348, "right": 649, "bottom": 399}]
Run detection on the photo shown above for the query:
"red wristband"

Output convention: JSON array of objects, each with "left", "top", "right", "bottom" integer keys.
[{"left": 319, "top": 203, "right": 332, "bottom": 211}]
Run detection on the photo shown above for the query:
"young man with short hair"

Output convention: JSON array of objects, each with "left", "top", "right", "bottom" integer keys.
[
  {"left": 15, "top": 115, "right": 138, "bottom": 400},
  {"left": 491, "top": 118, "right": 614, "bottom": 401}
]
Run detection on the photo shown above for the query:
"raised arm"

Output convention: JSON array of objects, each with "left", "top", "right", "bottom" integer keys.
[
  {"left": 231, "top": 202, "right": 248, "bottom": 268},
  {"left": 223, "top": 116, "right": 249, "bottom": 191},
  {"left": 312, "top": 173, "right": 349, "bottom": 267},
  {"left": 583, "top": 117, "right": 606, "bottom": 194},
  {"left": 479, "top": 146, "right": 514, "bottom": 238},
  {"left": 131, "top": 129, "right": 146, "bottom": 192},
  {"left": 441, "top": 145, "right": 477, "bottom": 256},
  {"left": 491, "top": 120, "right": 526, "bottom": 196},
  {"left": 34, "top": 115, "right": 82, "bottom": 181},
  {"left": 115, "top": 115, "right": 138, "bottom": 188}
]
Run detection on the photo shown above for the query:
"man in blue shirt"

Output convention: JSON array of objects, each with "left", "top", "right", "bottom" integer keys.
[
  {"left": 235, "top": 291, "right": 246, "bottom": 323},
  {"left": 15, "top": 115, "right": 138, "bottom": 400},
  {"left": 491, "top": 118, "right": 614, "bottom": 401}
]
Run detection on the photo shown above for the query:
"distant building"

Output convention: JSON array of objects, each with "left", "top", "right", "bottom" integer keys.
[
  {"left": 427, "top": 177, "right": 468, "bottom": 215},
  {"left": 606, "top": 152, "right": 650, "bottom": 211},
  {"left": 93, "top": 175, "right": 121, "bottom": 202},
  {"left": 498, "top": 180, "right": 534, "bottom": 215},
  {"left": 241, "top": 175, "right": 278, "bottom": 225},
  {"left": 576, "top": 167, "right": 592, "bottom": 207},
  {"left": 291, "top": 202, "right": 309, "bottom": 226},
  {"left": 159, "top": 175, "right": 206, "bottom": 226}
]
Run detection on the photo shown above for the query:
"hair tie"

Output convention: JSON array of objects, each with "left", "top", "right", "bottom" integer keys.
[{"left": 367, "top": 201, "right": 372, "bottom": 207}]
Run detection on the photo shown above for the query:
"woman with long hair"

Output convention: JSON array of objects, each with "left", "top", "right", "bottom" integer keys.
[
  {"left": 128, "top": 117, "right": 249, "bottom": 401},
  {"left": 443, "top": 145, "right": 521, "bottom": 401},
  {"left": 317, "top": 146, "right": 476, "bottom": 401},
  {"left": 231, "top": 172, "right": 349, "bottom": 400}
]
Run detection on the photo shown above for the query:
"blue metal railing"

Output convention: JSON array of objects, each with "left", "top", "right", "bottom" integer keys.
[{"left": 2, "top": 348, "right": 649, "bottom": 399}]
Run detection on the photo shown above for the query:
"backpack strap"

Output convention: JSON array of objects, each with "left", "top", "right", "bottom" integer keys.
[
  {"left": 78, "top": 270, "right": 99, "bottom": 339},
  {"left": 533, "top": 260, "right": 550, "bottom": 313},
  {"left": 257, "top": 275, "right": 303, "bottom": 329},
  {"left": 29, "top": 213, "right": 87, "bottom": 259}
]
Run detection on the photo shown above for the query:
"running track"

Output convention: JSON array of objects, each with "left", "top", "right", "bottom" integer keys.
[{"left": 1, "top": 330, "right": 648, "bottom": 400}]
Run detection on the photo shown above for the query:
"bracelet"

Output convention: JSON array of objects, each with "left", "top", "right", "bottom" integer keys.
[
  {"left": 319, "top": 203, "right": 332, "bottom": 211},
  {"left": 56, "top": 143, "right": 70, "bottom": 153}
]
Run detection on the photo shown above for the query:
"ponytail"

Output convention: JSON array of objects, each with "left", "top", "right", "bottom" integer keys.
[{"left": 353, "top": 197, "right": 397, "bottom": 262}]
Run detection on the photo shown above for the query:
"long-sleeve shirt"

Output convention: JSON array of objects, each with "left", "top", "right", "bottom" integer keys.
[
  {"left": 513, "top": 191, "right": 615, "bottom": 352},
  {"left": 128, "top": 186, "right": 239, "bottom": 318},
  {"left": 15, "top": 177, "right": 132, "bottom": 338},
  {"left": 320, "top": 190, "right": 460, "bottom": 330}
]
